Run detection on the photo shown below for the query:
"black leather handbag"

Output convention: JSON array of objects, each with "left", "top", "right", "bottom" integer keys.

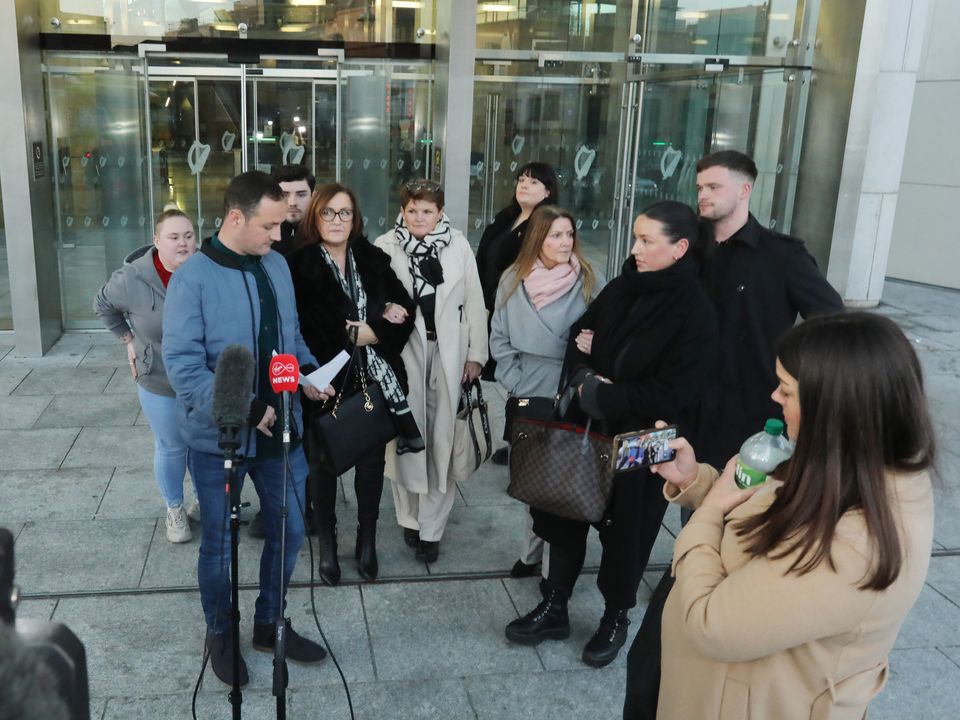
[
  {"left": 308, "top": 342, "right": 397, "bottom": 476},
  {"left": 503, "top": 395, "right": 556, "bottom": 442}
]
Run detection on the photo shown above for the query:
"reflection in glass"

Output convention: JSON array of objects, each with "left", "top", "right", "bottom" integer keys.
[
  {"left": 47, "top": 56, "right": 150, "bottom": 328},
  {"left": 40, "top": 0, "right": 438, "bottom": 44}
]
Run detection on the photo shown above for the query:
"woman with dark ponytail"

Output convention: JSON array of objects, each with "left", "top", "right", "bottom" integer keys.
[{"left": 504, "top": 201, "right": 718, "bottom": 668}]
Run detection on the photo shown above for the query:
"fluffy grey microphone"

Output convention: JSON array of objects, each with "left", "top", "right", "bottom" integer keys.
[{"left": 212, "top": 344, "right": 255, "bottom": 452}]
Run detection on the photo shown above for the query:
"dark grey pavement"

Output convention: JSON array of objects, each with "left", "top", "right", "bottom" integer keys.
[{"left": 2, "top": 279, "right": 959, "bottom": 719}]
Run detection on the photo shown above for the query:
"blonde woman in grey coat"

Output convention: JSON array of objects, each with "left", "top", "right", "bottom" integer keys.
[
  {"left": 490, "top": 205, "right": 602, "bottom": 578},
  {"left": 93, "top": 208, "right": 197, "bottom": 543}
]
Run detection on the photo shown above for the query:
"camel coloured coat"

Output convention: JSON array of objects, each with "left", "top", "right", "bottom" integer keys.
[
  {"left": 374, "top": 228, "right": 488, "bottom": 494},
  {"left": 658, "top": 464, "right": 934, "bottom": 720}
]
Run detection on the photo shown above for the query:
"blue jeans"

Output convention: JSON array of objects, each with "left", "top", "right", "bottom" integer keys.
[
  {"left": 188, "top": 446, "right": 308, "bottom": 634},
  {"left": 137, "top": 386, "right": 188, "bottom": 508}
]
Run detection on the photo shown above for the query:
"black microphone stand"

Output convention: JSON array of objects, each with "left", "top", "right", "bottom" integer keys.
[
  {"left": 272, "top": 390, "right": 292, "bottom": 719},
  {"left": 219, "top": 424, "right": 246, "bottom": 720}
]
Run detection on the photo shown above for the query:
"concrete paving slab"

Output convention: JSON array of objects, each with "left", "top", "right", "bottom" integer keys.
[
  {"left": 1, "top": 344, "right": 89, "bottom": 369},
  {"left": 895, "top": 581, "right": 960, "bottom": 649},
  {"left": 101, "top": 691, "right": 279, "bottom": 720},
  {"left": 12, "top": 366, "right": 115, "bottom": 396},
  {"left": 290, "top": 678, "right": 475, "bottom": 720},
  {"left": 925, "top": 556, "right": 960, "bottom": 606},
  {"left": 456, "top": 460, "right": 513, "bottom": 507},
  {"left": 0, "top": 394, "right": 52, "bottom": 428},
  {"left": 0, "top": 427, "right": 80, "bottom": 470},
  {"left": 426, "top": 504, "right": 531, "bottom": 575},
  {"left": 363, "top": 578, "right": 539, "bottom": 682},
  {"left": 932, "top": 450, "right": 960, "bottom": 548},
  {"left": 96, "top": 466, "right": 182, "bottom": 520},
  {"left": 0, "top": 344, "right": 13, "bottom": 361},
  {"left": 102, "top": 367, "right": 137, "bottom": 395},
  {"left": 467, "top": 668, "right": 628, "bottom": 720},
  {"left": 77, "top": 344, "right": 129, "bottom": 368},
  {"left": 882, "top": 281, "right": 960, "bottom": 319},
  {"left": 60, "top": 426, "right": 155, "bottom": 468},
  {"left": 871, "top": 647, "right": 960, "bottom": 720},
  {"left": 14, "top": 598, "right": 59, "bottom": 622},
  {"left": 34, "top": 394, "right": 141, "bottom": 429},
  {"left": 0, "top": 468, "right": 111, "bottom": 524},
  {"left": 15, "top": 519, "right": 155, "bottom": 593},
  {"left": 0, "top": 365, "right": 30, "bottom": 395},
  {"left": 941, "top": 645, "right": 960, "bottom": 668}
]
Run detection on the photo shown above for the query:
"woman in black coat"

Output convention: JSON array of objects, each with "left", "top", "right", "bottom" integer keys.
[
  {"left": 288, "top": 183, "right": 419, "bottom": 585},
  {"left": 476, "top": 161, "right": 560, "bottom": 385},
  {"left": 504, "top": 201, "right": 718, "bottom": 668}
]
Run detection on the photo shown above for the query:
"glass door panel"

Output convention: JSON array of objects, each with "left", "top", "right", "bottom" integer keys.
[
  {"left": 313, "top": 82, "right": 339, "bottom": 186},
  {"left": 339, "top": 61, "right": 433, "bottom": 238},
  {"left": 248, "top": 80, "right": 313, "bottom": 176},
  {"left": 195, "top": 79, "right": 243, "bottom": 236},
  {"left": 47, "top": 58, "right": 150, "bottom": 328},
  {"left": 469, "top": 62, "right": 619, "bottom": 272}
]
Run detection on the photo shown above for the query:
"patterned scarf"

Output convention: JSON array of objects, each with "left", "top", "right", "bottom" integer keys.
[
  {"left": 318, "top": 245, "right": 422, "bottom": 451},
  {"left": 394, "top": 212, "right": 453, "bottom": 300}
]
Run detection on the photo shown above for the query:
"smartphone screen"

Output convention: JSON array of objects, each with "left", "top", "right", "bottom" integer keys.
[{"left": 612, "top": 425, "right": 678, "bottom": 472}]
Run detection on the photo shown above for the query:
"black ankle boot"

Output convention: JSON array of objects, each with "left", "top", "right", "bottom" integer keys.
[
  {"left": 355, "top": 521, "right": 378, "bottom": 581},
  {"left": 581, "top": 607, "right": 630, "bottom": 668},
  {"left": 317, "top": 522, "right": 340, "bottom": 586},
  {"left": 504, "top": 587, "right": 570, "bottom": 645}
]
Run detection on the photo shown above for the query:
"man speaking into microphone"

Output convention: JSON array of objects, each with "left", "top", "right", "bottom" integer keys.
[{"left": 163, "top": 171, "right": 332, "bottom": 687}]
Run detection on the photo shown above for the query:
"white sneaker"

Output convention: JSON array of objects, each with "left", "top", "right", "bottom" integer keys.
[
  {"left": 166, "top": 505, "right": 193, "bottom": 543},
  {"left": 184, "top": 497, "right": 201, "bottom": 523}
]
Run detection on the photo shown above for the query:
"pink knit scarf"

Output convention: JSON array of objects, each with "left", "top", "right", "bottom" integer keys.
[{"left": 523, "top": 255, "right": 581, "bottom": 310}]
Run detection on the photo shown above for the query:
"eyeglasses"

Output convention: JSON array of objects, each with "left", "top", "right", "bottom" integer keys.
[
  {"left": 319, "top": 207, "right": 354, "bottom": 222},
  {"left": 403, "top": 180, "right": 441, "bottom": 193}
]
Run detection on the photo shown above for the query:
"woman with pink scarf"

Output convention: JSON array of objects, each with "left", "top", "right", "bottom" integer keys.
[{"left": 490, "top": 205, "right": 603, "bottom": 580}]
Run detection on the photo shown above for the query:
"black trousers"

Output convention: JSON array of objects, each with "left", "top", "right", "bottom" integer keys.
[
  {"left": 308, "top": 444, "right": 386, "bottom": 527},
  {"left": 536, "top": 468, "right": 668, "bottom": 610}
]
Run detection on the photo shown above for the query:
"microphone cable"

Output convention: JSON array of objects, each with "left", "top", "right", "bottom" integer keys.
[{"left": 286, "top": 448, "right": 356, "bottom": 720}]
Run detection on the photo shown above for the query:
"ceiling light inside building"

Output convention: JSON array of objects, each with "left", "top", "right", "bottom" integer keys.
[
  {"left": 291, "top": 0, "right": 328, "bottom": 5},
  {"left": 677, "top": 11, "right": 707, "bottom": 21},
  {"left": 480, "top": 3, "right": 517, "bottom": 11},
  {"left": 393, "top": 1, "right": 423, "bottom": 8},
  {"left": 280, "top": 24, "right": 311, "bottom": 33}
]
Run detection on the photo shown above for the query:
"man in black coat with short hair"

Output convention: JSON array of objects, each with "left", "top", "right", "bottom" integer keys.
[{"left": 694, "top": 150, "right": 844, "bottom": 470}]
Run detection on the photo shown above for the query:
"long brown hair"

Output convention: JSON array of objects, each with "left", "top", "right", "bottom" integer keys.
[
  {"left": 735, "top": 312, "right": 936, "bottom": 591},
  {"left": 298, "top": 183, "right": 365, "bottom": 247},
  {"left": 501, "top": 205, "right": 596, "bottom": 305}
]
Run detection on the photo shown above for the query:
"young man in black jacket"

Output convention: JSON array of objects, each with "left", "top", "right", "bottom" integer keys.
[{"left": 694, "top": 150, "right": 844, "bottom": 469}]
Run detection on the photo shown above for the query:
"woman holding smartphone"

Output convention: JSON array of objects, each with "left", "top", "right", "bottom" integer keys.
[
  {"left": 504, "top": 201, "right": 717, "bottom": 668},
  {"left": 648, "top": 312, "right": 934, "bottom": 719}
]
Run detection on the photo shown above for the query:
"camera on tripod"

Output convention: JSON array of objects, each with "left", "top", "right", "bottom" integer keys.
[{"left": 0, "top": 527, "right": 90, "bottom": 720}]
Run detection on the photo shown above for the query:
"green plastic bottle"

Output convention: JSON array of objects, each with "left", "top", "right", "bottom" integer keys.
[{"left": 734, "top": 419, "right": 794, "bottom": 489}]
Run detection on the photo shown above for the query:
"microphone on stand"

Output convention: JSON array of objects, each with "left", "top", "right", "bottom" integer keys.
[
  {"left": 266, "top": 353, "right": 300, "bottom": 719},
  {"left": 268, "top": 354, "right": 299, "bottom": 445},
  {"left": 211, "top": 344, "right": 255, "bottom": 720},
  {"left": 213, "top": 345, "right": 256, "bottom": 454}
]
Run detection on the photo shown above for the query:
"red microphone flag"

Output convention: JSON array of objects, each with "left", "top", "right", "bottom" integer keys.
[{"left": 269, "top": 354, "right": 300, "bottom": 394}]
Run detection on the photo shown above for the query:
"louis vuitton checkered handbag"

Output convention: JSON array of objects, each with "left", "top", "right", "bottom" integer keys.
[{"left": 507, "top": 416, "right": 614, "bottom": 523}]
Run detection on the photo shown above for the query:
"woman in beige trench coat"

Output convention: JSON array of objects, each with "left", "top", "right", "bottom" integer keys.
[
  {"left": 648, "top": 312, "right": 935, "bottom": 720},
  {"left": 374, "top": 180, "right": 487, "bottom": 563}
]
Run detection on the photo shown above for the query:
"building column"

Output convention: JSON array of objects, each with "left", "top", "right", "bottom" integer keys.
[
  {"left": 0, "top": 0, "right": 63, "bottom": 353},
  {"left": 432, "top": 0, "right": 477, "bottom": 229},
  {"left": 824, "top": 0, "right": 932, "bottom": 306}
]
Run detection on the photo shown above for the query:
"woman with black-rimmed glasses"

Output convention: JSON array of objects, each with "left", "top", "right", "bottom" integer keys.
[
  {"left": 288, "top": 183, "right": 419, "bottom": 584},
  {"left": 374, "top": 179, "right": 488, "bottom": 564}
]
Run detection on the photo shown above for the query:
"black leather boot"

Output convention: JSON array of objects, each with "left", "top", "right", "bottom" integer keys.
[
  {"left": 504, "top": 586, "right": 570, "bottom": 645},
  {"left": 355, "top": 521, "right": 378, "bottom": 581},
  {"left": 317, "top": 522, "right": 340, "bottom": 586},
  {"left": 581, "top": 607, "right": 630, "bottom": 668}
]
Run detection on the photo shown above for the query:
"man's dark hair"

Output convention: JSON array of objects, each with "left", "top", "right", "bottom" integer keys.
[
  {"left": 223, "top": 170, "right": 285, "bottom": 218},
  {"left": 696, "top": 150, "right": 758, "bottom": 182},
  {"left": 273, "top": 164, "right": 316, "bottom": 192}
]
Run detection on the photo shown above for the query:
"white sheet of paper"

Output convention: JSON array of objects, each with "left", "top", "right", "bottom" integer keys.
[{"left": 301, "top": 350, "right": 350, "bottom": 390}]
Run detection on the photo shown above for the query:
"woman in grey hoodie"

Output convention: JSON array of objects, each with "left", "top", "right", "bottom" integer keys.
[
  {"left": 489, "top": 205, "right": 602, "bottom": 578},
  {"left": 93, "top": 209, "right": 197, "bottom": 543}
]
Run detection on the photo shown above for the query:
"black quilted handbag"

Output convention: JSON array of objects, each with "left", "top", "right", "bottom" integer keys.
[
  {"left": 507, "top": 416, "right": 615, "bottom": 523},
  {"left": 308, "top": 342, "right": 397, "bottom": 476}
]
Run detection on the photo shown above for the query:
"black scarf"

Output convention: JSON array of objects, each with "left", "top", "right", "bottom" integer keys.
[{"left": 589, "top": 253, "right": 701, "bottom": 379}]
